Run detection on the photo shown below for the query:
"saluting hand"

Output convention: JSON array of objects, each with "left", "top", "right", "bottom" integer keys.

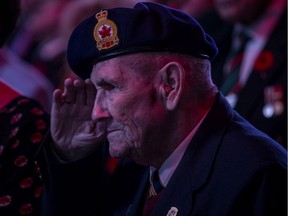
[{"left": 51, "top": 78, "right": 106, "bottom": 161}]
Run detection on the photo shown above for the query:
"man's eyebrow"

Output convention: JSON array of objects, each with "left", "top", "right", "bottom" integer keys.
[{"left": 95, "top": 78, "right": 118, "bottom": 87}]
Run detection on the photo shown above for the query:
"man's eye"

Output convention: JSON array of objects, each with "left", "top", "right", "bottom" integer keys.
[
  {"left": 103, "top": 83, "right": 115, "bottom": 90},
  {"left": 96, "top": 80, "right": 118, "bottom": 91}
]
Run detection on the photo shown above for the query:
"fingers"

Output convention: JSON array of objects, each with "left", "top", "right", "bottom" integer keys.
[
  {"left": 62, "top": 78, "right": 75, "bottom": 104},
  {"left": 53, "top": 89, "right": 63, "bottom": 110},
  {"left": 85, "top": 79, "right": 96, "bottom": 107},
  {"left": 74, "top": 79, "right": 86, "bottom": 104},
  {"left": 56, "top": 78, "right": 96, "bottom": 107}
]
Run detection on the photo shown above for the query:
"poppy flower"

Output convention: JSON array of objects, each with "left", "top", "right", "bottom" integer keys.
[
  {"left": 11, "top": 113, "right": 23, "bottom": 124},
  {"left": 20, "top": 177, "right": 33, "bottom": 189},
  {"left": 31, "top": 108, "right": 44, "bottom": 116},
  {"left": 15, "top": 155, "right": 28, "bottom": 167},
  {"left": 30, "top": 132, "right": 43, "bottom": 144},
  {"left": 36, "top": 119, "right": 47, "bottom": 130},
  {"left": 19, "top": 203, "right": 33, "bottom": 215},
  {"left": 34, "top": 187, "right": 43, "bottom": 198},
  {"left": 0, "top": 195, "right": 12, "bottom": 207},
  {"left": 254, "top": 51, "right": 274, "bottom": 74}
]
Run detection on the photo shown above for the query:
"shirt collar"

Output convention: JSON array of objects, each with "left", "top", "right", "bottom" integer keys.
[{"left": 150, "top": 109, "right": 210, "bottom": 187}]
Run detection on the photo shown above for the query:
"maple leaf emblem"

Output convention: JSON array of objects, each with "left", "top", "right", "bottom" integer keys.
[{"left": 99, "top": 25, "right": 112, "bottom": 39}]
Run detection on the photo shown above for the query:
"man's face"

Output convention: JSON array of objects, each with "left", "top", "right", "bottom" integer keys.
[
  {"left": 214, "top": 0, "right": 271, "bottom": 24},
  {"left": 90, "top": 56, "right": 167, "bottom": 164}
]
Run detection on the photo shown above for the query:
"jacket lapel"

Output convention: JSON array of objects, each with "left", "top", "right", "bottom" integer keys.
[
  {"left": 125, "top": 168, "right": 150, "bottom": 216},
  {"left": 152, "top": 94, "right": 234, "bottom": 216}
]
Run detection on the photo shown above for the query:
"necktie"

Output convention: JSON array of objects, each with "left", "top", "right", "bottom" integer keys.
[
  {"left": 148, "top": 170, "right": 164, "bottom": 198},
  {"left": 141, "top": 170, "right": 164, "bottom": 216},
  {"left": 220, "top": 31, "right": 251, "bottom": 95}
]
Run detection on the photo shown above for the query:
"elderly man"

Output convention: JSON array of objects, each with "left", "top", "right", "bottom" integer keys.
[{"left": 40, "top": 2, "right": 287, "bottom": 216}]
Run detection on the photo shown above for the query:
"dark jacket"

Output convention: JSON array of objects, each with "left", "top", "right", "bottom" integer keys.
[{"left": 40, "top": 93, "right": 287, "bottom": 216}]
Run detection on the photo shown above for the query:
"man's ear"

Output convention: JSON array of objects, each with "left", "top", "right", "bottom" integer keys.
[{"left": 159, "top": 62, "right": 184, "bottom": 111}]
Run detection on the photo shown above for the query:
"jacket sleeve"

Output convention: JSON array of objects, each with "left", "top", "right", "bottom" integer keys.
[
  {"left": 229, "top": 161, "right": 287, "bottom": 216},
  {"left": 38, "top": 136, "right": 110, "bottom": 216}
]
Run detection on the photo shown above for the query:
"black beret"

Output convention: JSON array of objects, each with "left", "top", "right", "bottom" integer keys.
[{"left": 67, "top": 2, "right": 218, "bottom": 79}]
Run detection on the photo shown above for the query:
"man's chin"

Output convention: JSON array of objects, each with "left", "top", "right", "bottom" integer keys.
[{"left": 108, "top": 143, "right": 131, "bottom": 158}]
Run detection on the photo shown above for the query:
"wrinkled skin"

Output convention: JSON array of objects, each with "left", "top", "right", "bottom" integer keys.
[{"left": 90, "top": 58, "right": 171, "bottom": 166}]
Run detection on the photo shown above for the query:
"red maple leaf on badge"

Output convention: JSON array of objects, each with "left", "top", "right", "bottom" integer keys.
[{"left": 99, "top": 25, "right": 111, "bottom": 39}]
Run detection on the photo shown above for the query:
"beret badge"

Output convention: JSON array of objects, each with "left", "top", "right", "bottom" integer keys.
[{"left": 93, "top": 10, "right": 119, "bottom": 51}]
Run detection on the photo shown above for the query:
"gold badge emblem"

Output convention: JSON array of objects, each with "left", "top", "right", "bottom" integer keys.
[{"left": 93, "top": 10, "right": 119, "bottom": 51}]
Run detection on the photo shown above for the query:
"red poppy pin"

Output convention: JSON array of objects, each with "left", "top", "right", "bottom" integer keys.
[{"left": 254, "top": 51, "right": 274, "bottom": 75}]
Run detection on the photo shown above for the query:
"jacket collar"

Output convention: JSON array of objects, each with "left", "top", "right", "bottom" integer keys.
[{"left": 152, "top": 93, "right": 235, "bottom": 216}]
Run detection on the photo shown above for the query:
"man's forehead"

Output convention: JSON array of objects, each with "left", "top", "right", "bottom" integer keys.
[{"left": 92, "top": 59, "right": 125, "bottom": 79}]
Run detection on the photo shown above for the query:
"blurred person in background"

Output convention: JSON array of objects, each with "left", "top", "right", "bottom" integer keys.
[
  {"left": 0, "top": 0, "right": 50, "bottom": 215},
  {"left": 159, "top": 0, "right": 214, "bottom": 18},
  {"left": 1, "top": 0, "right": 54, "bottom": 113},
  {"left": 198, "top": 0, "right": 287, "bottom": 147},
  {"left": 0, "top": 47, "right": 54, "bottom": 113},
  {"left": 8, "top": 0, "right": 155, "bottom": 91},
  {"left": 7, "top": 0, "right": 71, "bottom": 91}
]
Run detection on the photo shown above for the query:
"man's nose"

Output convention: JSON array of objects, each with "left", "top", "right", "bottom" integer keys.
[{"left": 91, "top": 93, "right": 110, "bottom": 122}]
